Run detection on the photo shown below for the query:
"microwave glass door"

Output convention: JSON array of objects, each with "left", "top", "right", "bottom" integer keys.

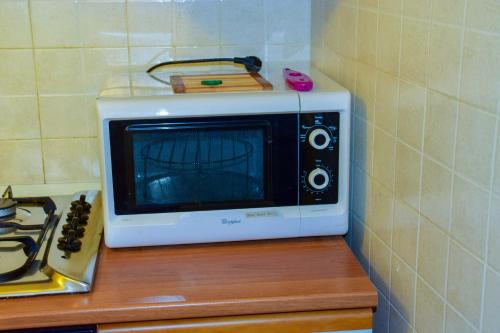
[
  {"left": 129, "top": 123, "right": 267, "bottom": 208},
  {"left": 109, "top": 114, "right": 298, "bottom": 215}
]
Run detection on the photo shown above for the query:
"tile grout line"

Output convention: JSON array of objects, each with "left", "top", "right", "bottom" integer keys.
[
  {"left": 372, "top": 1, "right": 394, "bottom": 330},
  {"left": 317, "top": 1, "right": 498, "bottom": 332},
  {"left": 353, "top": 104, "right": 495, "bottom": 196},
  {"left": 411, "top": 0, "right": 435, "bottom": 327},
  {"left": 124, "top": 0, "right": 134, "bottom": 95},
  {"left": 349, "top": 0, "right": 361, "bottom": 252},
  {"left": 26, "top": 0, "right": 46, "bottom": 184},
  {"left": 479, "top": 102, "right": 500, "bottom": 333},
  {"left": 445, "top": 0, "right": 474, "bottom": 330}
]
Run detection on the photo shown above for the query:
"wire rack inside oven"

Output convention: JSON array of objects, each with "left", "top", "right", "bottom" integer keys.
[
  {"left": 141, "top": 134, "right": 253, "bottom": 173},
  {"left": 137, "top": 132, "right": 263, "bottom": 204}
]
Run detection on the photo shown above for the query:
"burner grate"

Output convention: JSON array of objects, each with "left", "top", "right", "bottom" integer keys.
[{"left": 0, "top": 186, "right": 58, "bottom": 283}]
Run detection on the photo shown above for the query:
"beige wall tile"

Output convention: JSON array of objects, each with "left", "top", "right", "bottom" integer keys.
[
  {"left": 466, "top": 0, "right": 500, "bottom": 33},
  {"left": 451, "top": 176, "right": 489, "bottom": 258},
  {"left": 0, "top": 50, "right": 36, "bottom": 96},
  {"left": 389, "top": 305, "right": 413, "bottom": 333},
  {"left": 176, "top": 0, "right": 220, "bottom": 46},
  {"left": 311, "top": 1, "right": 325, "bottom": 51},
  {"left": 373, "top": 128, "right": 396, "bottom": 190},
  {"left": 355, "top": 63, "right": 377, "bottom": 121},
  {"left": 418, "top": 217, "right": 448, "bottom": 296},
  {"left": 421, "top": 157, "right": 452, "bottom": 231},
  {"left": 487, "top": 195, "right": 500, "bottom": 272},
  {"left": 351, "top": 216, "right": 371, "bottom": 272},
  {"left": 39, "top": 95, "right": 97, "bottom": 139},
  {"left": 0, "top": 97, "right": 40, "bottom": 140},
  {"left": 42, "top": 138, "right": 99, "bottom": 184},
  {"left": 428, "top": 24, "right": 462, "bottom": 97},
  {"left": 455, "top": 104, "right": 496, "bottom": 188},
  {"left": 392, "top": 200, "right": 418, "bottom": 269},
  {"left": 377, "top": 14, "right": 402, "bottom": 76},
  {"left": 311, "top": 45, "right": 326, "bottom": 71},
  {"left": 127, "top": 0, "right": 174, "bottom": 47},
  {"left": 370, "top": 235, "right": 392, "bottom": 297},
  {"left": 83, "top": 48, "right": 129, "bottom": 94},
  {"left": 337, "top": 57, "right": 357, "bottom": 94},
  {"left": 415, "top": 278, "right": 445, "bottom": 333},
  {"left": 368, "top": 180, "right": 394, "bottom": 246},
  {"left": 447, "top": 242, "right": 484, "bottom": 328},
  {"left": 0, "top": 1, "right": 312, "bottom": 187},
  {"left": 324, "top": 1, "right": 340, "bottom": 52},
  {"left": 352, "top": 166, "right": 372, "bottom": 222},
  {"left": 35, "top": 49, "right": 84, "bottom": 95},
  {"left": 397, "top": 81, "right": 425, "bottom": 150},
  {"left": 357, "top": 9, "right": 377, "bottom": 67},
  {"left": 482, "top": 269, "right": 500, "bottom": 333},
  {"left": 379, "top": 0, "right": 402, "bottom": 14},
  {"left": 175, "top": 46, "right": 221, "bottom": 60},
  {"left": 30, "top": 0, "right": 80, "bottom": 48},
  {"left": 359, "top": 0, "right": 378, "bottom": 9},
  {"left": 353, "top": 116, "right": 374, "bottom": 174},
  {"left": 311, "top": 3, "right": 499, "bottom": 332},
  {"left": 432, "top": 0, "right": 466, "bottom": 25},
  {"left": 373, "top": 292, "right": 390, "bottom": 332},
  {"left": 445, "top": 306, "right": 478, "bottom": 333},
  {"left": 77, "top": 1, "right": 127, "bottom": 47},
  {"left": 375, "top": 71, "right": 399, "bottom": 135},
  {"left": 494, "top": 127, "right": 500, "bottom": 195},
  {"left": 402, "top": 0, "right": 432, "bottom": 20},
  {"left": 395, "top": 143, "right": 421, "bottom": 210},
  {"left": 129, "top": 47, "right": 175, "bottom": 69},
  {"left": 400, "top": 19, "right": 429, "bottom": 86},
  {"left": 460, "top": 31, "right": 500, "bottom": 114},
  {"left": 336, "top": 5, "right": 357, "bottom": 59},
  {"left": 0, "top": 140, "right": 44, "bottom": 185},
  {"left": 267, "top": 44, "right": 310, "bottom": 63},
  {"left": 265, "top": 0, "right": 311, "bottom": 45},
  {"left": 221, "top": 0, "right": 264, "bottom": 46},
  {"left": 390, "top": 256, "right": 416, "bottom": 323},
  {"left": 0, "top": 0, "right": 32, "bottom": 48},
  {"left": 424, "top": 91, "right": 458, "bottom": 168}
]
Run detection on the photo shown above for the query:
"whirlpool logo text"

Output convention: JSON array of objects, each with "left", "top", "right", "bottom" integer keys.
[{"left": 221, "top": 218, "right": 242, "bottom": 225}]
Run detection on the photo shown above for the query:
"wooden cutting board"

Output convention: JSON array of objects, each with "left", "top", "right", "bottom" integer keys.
[{"left": 171, "top": 72, "right": 273, "bottom": 94}]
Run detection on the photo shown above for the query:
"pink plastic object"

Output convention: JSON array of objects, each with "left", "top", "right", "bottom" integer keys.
[{"left": 283, "top": 68, "right": 314, "bottom": 92}]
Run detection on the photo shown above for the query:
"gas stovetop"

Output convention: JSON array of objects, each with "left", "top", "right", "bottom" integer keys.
[{"left": 0, "top": 186, "right": 103, "bottom": 298}]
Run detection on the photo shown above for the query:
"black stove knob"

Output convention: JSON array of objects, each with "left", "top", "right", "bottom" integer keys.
[
  {"left": 57, "top": 230, "right": 82, "bottom": 253},
  {"left": 71, "top": 194, "right": 91, "bottom": 213},
  {"left": 66, "top": 210, "right": 87, "bottom": 221},
  {"left": 62, "top": 223, "right": 85, "bottom": 238},
  {"left": 57, "top": 236, "right": 68, "bottom": 246},
  {"left": 66, "top": 239, "right": 82, "bottom": 253},
  {"left": 72, "top": 215, "right": 87, "bottom": 226}
]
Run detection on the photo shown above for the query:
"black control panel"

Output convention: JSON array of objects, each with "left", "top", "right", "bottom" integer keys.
[
  {"left": 57, "top": 194, "right": 92, "bottom": 256},
  {"left": 299, "top": 112, "right": 340, "bottom": 205}
]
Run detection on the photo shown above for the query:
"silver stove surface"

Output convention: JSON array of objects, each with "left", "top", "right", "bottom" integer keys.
[{"left": 0, "top": 190, "right": 103, "bottom": 298}]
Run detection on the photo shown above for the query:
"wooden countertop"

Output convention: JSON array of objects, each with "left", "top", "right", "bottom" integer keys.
[{"left": 0, "top": 236, "right": 377, "bottom": 331}]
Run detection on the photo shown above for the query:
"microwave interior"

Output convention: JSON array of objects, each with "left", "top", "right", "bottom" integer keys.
[{"left": 109, "top": 114, "right": 299, "bottom": 215}]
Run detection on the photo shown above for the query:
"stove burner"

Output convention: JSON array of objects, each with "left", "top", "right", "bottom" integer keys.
[
  {"left": 0, "top": 186, "right": 17, "bottom": 220},
  {"left": 0, "top": 185, "right": 58, "bottom": 283}
]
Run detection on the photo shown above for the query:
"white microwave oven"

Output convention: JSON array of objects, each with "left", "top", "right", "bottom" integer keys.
[{"left": 97, "top": 66, "right": 351, "bottom": 248}]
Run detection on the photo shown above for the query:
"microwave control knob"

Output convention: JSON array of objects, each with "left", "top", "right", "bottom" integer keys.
[
  {"left": 308, "top": 128, "right": 331, "bottom": 150},
  {"left": 308, "top": 168, "right": 330, "bottom": 191}
]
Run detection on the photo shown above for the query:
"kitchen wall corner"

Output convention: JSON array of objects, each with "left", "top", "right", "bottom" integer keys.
[{"left": 311, "top": 0, "right": 500, "bottom": 332}]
